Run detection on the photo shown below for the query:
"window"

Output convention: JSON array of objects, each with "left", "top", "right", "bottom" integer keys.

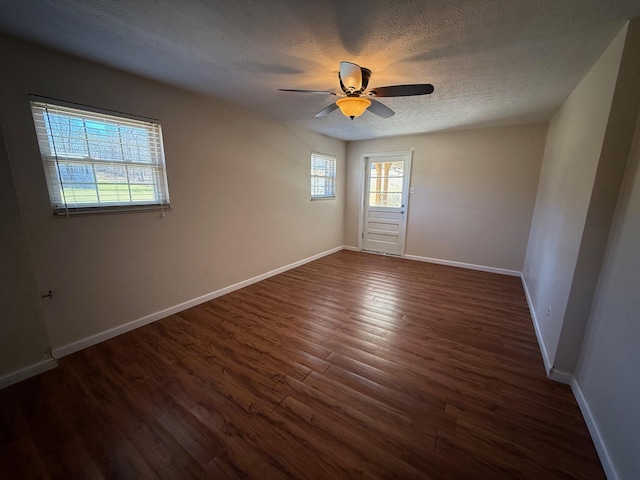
[
  {"left": 30, "top": 98, "right": 170, "bottom": 215},
  {"left": 310, "top": 152, "right": 336, "bottom": 199},
  {"left": 368, "top": 160, "right": 405, "bottom": 207}
]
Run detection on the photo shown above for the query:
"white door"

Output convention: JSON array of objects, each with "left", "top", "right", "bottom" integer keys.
[{"left": 361, "top": 153, "right": 411, "bottom": 256}]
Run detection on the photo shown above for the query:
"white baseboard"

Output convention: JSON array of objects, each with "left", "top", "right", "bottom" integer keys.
[
  {"left": 548, "top": 368, "right": 573, "bottom": 385},
  {"left": 566, "top": 375, "right": 619, "bottom": 480},
  {"left": 0, "top": 358, "right": 57, "bottom": 389},
  {"left": 520, "top": 274, "right": 553, "bottom": 375},
  {"left": 520, "top": 275, "right": 617, "bottom": 479},
  {"left": 403, "top": 254, "right": 521, "bottom": 277},
  {"left": 52, "top": 245, "right": 344, "bottom": 359},
  {"left": 342, "top": 245, "right": 359, "bottom": 251}
]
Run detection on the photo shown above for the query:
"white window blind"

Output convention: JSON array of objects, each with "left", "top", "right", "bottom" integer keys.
[
  {"left": 30, "top": 99, "right": 170, "bottom": 215},
  {"left": 311, "top": 152, "right": 336, "bottom": 199}
]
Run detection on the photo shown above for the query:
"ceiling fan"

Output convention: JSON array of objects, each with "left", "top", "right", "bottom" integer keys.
[{"left": 278, "top": 61, "right": 434, "bottom": 120}]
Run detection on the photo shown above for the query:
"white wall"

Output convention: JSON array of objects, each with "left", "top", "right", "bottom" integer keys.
[
  {"left": 522, "top": 26, "right": 627, "bottom": 367},
  {"left": 345, "top": 124, "right": 546, "bottom": 271},
  {"left": 576, "top": 111, "right": 640, "bottom": 480},
  {"left": 0, "top": 34, "right": 346, "bottom": 359}
]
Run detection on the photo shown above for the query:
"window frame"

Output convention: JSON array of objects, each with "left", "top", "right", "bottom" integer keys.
[
  {"left": 310, "top": 151, "right": 337, "bottom": 200},
  {"left": 30, "top": 96, "right": 171, "bottom": 216}
]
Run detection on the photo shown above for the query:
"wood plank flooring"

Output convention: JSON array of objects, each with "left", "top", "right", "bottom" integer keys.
[{"left": 0, "top": 250, "right": 605, "bottom": 479}]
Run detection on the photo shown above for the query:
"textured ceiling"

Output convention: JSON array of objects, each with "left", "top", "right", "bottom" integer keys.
[{"left": 1, "top": 0, "right": 640, "bottom": 141}]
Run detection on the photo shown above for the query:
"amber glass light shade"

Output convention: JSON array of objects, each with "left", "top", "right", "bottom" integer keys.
[{"left": 336, "top": 97, "right": 371, "bottom": 119}]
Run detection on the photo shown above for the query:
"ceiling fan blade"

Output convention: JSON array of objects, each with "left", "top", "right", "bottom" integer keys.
[
  {"left": 315, "top": 103, "right": 339, "bottom": 117},
  {"left": 278, "top": 89, "right": 336, "bottom": 94},
  {"left": 368, "top": 84, "right": 434, "bottom": 97},
  {"left": 339, "top": 61, "right": 362, "bottom": 92},
  {"left": 367, "top": 98, "right": 395, "bottom": 118}
]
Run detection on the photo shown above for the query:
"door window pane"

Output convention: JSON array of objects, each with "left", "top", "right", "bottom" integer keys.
[{"left": 369, "top": 161, "right": 404, "bottom": 207}]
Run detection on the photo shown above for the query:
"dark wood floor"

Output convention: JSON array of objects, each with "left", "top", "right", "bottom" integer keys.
[{"left": 1, "top": 250, "right": 604, "bottom": 479}]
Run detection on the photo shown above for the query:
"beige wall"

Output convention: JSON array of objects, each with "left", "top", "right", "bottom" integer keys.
[
  {"left": 522, "top": 25, "right": 627, "bottom": 366},
  {"left": 576, "top": 108, "right": 640, "bottom": 480},
  {"left": 0, "top": 124, "right": 52, "bottom": 382},
  {"left": 555, "top": 19, "right": 640, "bottom": 372},
  {"left": 345, "top": 124, "right": 546, "bottom": 271},
  {"left": 522, "top": 20, "right": 640, "bottom": 477},
  {"left": 0, "top": 35, "right": 346, "bottom": 353}
]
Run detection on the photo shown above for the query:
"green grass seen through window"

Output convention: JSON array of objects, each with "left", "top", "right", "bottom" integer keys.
[{"left": 60, "top": 184, "right": 157, "bottom": 204}]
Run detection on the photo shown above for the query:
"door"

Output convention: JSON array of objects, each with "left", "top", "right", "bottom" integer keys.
[{"left": 361, "top": 152, "right": 411, "bottom": 256}]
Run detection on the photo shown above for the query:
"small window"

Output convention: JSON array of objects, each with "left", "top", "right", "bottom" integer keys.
[
  {"left": 30, "top": 99, "right": 170, "bottom": 215},
  {"left": 310, "top": 152, "right": 336, "bottom": 199}
]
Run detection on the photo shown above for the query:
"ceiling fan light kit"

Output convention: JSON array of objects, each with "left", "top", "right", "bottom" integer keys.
[
  {"left": 336, "top": 97, "right": 371, "bottom": 119},
  {"left": 279, "top": 61, "right": 434, "bottom": 120}
]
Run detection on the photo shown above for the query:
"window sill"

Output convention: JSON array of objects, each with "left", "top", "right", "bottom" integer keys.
[{"left": 310, "top": 196, "right": 336, "bottom": 201}]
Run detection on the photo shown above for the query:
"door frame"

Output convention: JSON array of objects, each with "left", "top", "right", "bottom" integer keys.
[{"left": 357, "top": 149, "right": 413, "bottom": 256}]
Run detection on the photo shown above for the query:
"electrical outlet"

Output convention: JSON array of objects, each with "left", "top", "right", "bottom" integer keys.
[{"left": 546, "top": 305, "right": 551, "bottom": 317}]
